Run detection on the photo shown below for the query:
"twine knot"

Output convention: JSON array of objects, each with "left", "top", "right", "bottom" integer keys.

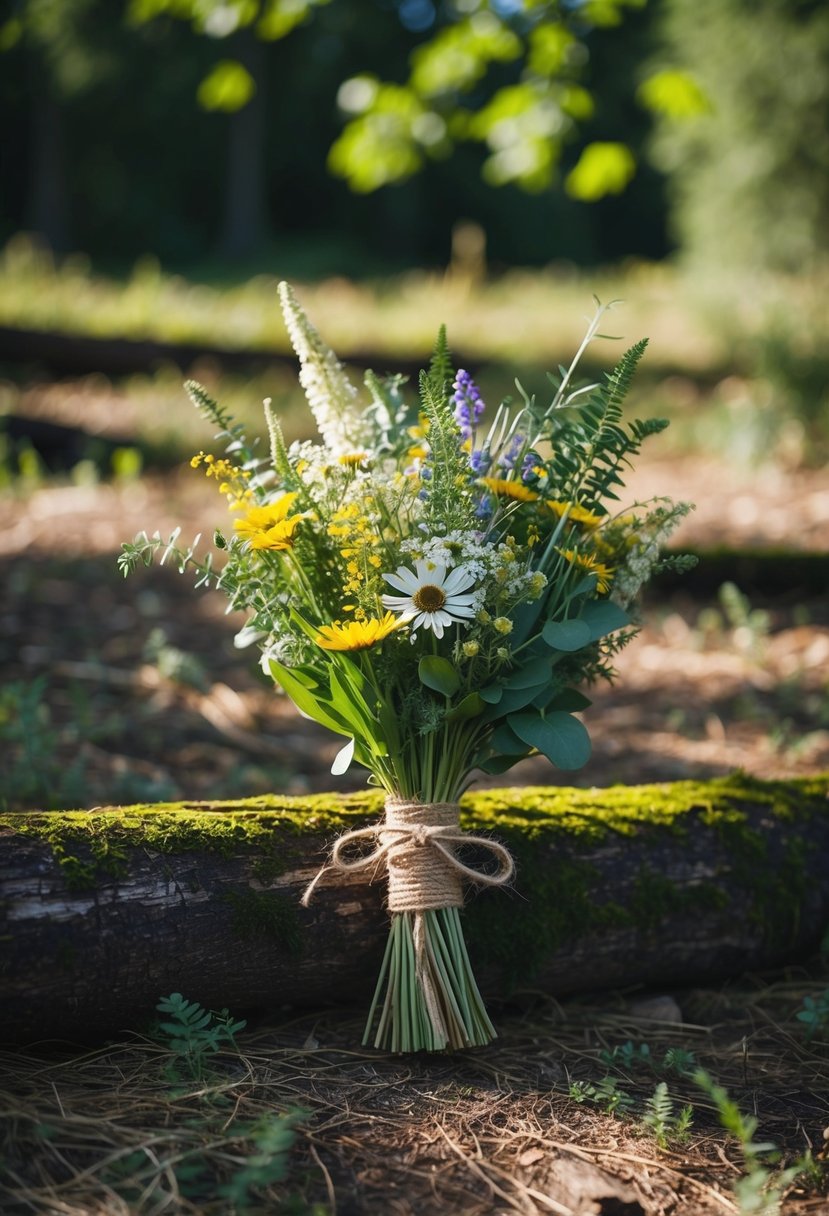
[{"left": 300, "top": 797, "right": 514, "bottom": 910}]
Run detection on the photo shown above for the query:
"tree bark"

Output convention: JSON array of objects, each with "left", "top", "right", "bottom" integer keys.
[{"left": 2, "top": 775, "right": 827, "bottom": 1044}]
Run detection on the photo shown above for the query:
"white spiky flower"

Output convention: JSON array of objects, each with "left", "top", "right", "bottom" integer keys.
[
  {"left": 381, "top": 560, "right": 477, "bottom": 639},
  {"left": 277, "top": 281, "right": 362, "bottom": 454}
]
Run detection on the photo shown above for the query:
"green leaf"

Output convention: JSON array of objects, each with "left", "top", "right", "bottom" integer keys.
[
  {"left": 508, "top": 711, "right": 592, "bottom": 770},
  {"left": 197, "top": 61, "right": 256, "bottom": 113},
  {"left": 565, "top": 141, "right": 636, "bottom": 202},
  {"left": 542, "top": 618, "right": 592, "bottom": 651},
  {"left": 478, "top": 684, "right": 503, "bottom": 704},
  {"left": 477, "top": 751, "right": 531, "bottom": 775},
  {"left": 444, "top": 692, "right": 485, "bottom": 721},
  {"left": 267, "top": 660, "right": 350, "bottom": 738},
  {"left": 581, "top": 599, "right": 630, "bottom": 641},
  {"left": 481, "top": 681, "right": 551, "bottom": 722},
  {"left": 491, "top": 722, "right": 531, "bottom": 754},
  {"left": 505, "top": 662, "right": 553, "bottom": 690},
  {"left": 419, "top": 655, "right": 460, "bottom": 696}
]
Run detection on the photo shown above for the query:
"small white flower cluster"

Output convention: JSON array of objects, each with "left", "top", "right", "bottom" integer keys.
[
  {"left": 398, "top": 529, "right": 547, "bottom": 613},
  {"left": 278, "top": 281, "right": 363, "bottom": 455},
  {"left": 611, "top": 501, "right": 692, "bottom": 607}
]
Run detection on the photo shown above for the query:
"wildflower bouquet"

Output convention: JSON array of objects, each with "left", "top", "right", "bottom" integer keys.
[{"left": 120, "top": 283, "right": 693, "bottom": 1053}]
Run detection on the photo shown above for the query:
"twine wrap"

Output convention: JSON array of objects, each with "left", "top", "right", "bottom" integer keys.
[{"left": 300, "top": 797, "right": 514, "bottom": 910}]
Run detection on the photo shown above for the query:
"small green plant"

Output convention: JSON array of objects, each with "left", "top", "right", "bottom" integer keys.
[
  {"left": 217, "top": 1112, "right": 306, "bottom": 1210},
  {"left": 0, "top": 678, "right": 86, "bottom": 810},
  {"left": 794, "top": 989, "right": 829, "bottom": 1039},
  {"left": 695, "top": 582, "right": 770, "bottom": 658},
  {"left": 600, "top": 1039, "right": 697, "bottom": 1077},
  {"left": 642, "top": 1081, "right": 693, "bottom": 1150},
  {"left": 694, "top": 1070, "right": 807, "bottom": 1215},
  {"left": 155, "top": 993, "right": 247, "bottom": 1082},
  {"left": 569, "top": 1076, "right": 635, "bottom": 1115},
  {"left": 143, "top": 627, "right": 209, "bottom": 690},
  {"left": 600, "top": 1039, "right": 652, "bottom": 1070}
]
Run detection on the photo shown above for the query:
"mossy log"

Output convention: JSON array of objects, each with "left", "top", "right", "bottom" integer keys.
[{"left": 2, "top": 774, "right": 828, "bottom": 1044}]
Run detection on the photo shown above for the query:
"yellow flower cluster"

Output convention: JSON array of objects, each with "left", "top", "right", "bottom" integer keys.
[
  {"left": 191, "top": 451, "right": 253, "bottom": 508},
  {"left": 327, "top": 500, "right": 383, "bottom": 614}
]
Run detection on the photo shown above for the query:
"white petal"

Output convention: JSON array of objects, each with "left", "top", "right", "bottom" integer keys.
[
  {"left": 430, "top": 616, "right": 445, "bottom": 639},
  {"left": 415, "top": 559, "right": 446, "bottom": 584},
  {"left": 445, "top": 592, "right": 476, "bottom": 607},
  {"left": 384, "top": 568, "right": 418, "bottom": 593},
  {"left": 331, "top": 737, "right": 355, "bottom": 775},
  {"left": 446, "top": 604, "right": 476, "bottom": 619},
  {"left": 443, "top": 566, "right": 476, "bottom": 594},
  {"left": 381, "top": 594, "right": 415, "bottom": 612}
]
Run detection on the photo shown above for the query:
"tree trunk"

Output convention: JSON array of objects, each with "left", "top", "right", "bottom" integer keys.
[
  {"left": 220, "top": 33, "right": 267, "bottom": 258},
  {"left": 2, "top": 774, "right": 827, "bottom": 1044}
]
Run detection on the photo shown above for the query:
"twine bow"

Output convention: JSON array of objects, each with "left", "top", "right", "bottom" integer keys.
[{"left": 300, "top": 799, "right": 515, "bottom": 910}]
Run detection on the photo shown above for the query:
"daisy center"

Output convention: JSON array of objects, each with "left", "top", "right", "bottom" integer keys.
[{"left": 412, "top": 584, "right": 447, "bottom": 613}]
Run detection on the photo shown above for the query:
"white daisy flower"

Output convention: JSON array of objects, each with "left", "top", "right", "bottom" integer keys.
[{"left": 381, "top": 560, "right": 477, "bottom": 640}]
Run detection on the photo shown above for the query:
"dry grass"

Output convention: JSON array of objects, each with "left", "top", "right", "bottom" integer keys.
[{"left": 2, "top": 970, "right": 828, "bottom": 1215}]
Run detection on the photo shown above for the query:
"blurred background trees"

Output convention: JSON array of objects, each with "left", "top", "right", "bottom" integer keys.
[{"left": 0, "top": 0, "right": 807, "bottom": 277}]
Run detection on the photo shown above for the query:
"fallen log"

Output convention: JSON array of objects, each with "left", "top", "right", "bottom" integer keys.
[{"left": 2, "top": 773, "right": 828, "bottom": 1044}]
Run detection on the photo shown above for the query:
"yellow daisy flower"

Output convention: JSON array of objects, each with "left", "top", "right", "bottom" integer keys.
[
  {"left": 559, "top": 549, "right": 614, "bottom": 594},
  {"left": 546, "top": 500, "right": 603, "bottom": 529},
  {"left": 234, "top": 494, "right": 308, "bottom": 551},
  {"left": 315, "top": 612, "right": 406, "bottom": 651},
  {"left": 480, "top": 477, "right": 538, "bottom": 502}
]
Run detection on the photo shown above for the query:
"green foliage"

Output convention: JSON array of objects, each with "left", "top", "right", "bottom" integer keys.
[
  {"left": 694, "top": 1069, "right": 809, "bottom": 1215},
  {"left": 569, "top": 1075, "right": 635, "bottom": 1115},
  {"left": 565, "top": 141, "right": 637, "bottom": 202},
  {"left": 125, "top": 0, "right": 645, "bottom": 198},
  {"left": 794, "top": 989, "right": 829, "bottom": 1040},
  {"left": 642, "top": 1081, "right": 693, "bottom": 1150},
  {"left": 217, "top": 1112, "right": 307, "bottom": 1209},
  {"left": 197, "top": 58, "right": 255, "bottom": 111},
  {"left": 648, "top": 0, "right": 829, "bottom": 273},
  {"left": 0, "top": 678, "right": 86, "bottom": 811},
  {"left": 155, "top": 992, "right": 247, "bottom": 1082}
]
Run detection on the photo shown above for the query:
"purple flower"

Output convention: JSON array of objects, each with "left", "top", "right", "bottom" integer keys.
[
  {"left": 499, "top": 432, "right": 524, "bottom": 471},
  {"left": 469, "top": 447, "right": 491, "bottom": 475},
  {"left": 521, "top": 451, "right": 538, "bottom": 482},
  {"left": 452, "top": 369, "right": 485, "bottom": 440}
]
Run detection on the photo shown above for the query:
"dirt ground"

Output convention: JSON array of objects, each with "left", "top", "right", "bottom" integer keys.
[{"left": 2, "top": 449, "right": 828, "bottom": 1215}]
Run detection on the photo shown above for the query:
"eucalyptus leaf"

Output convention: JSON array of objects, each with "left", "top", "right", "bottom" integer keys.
[
  {"left": 477, "top": 751, "right": 532, "bottom": 775},
  {"left": 482, "top": 680, "right": 551, "bottom": 722},
  {"left": 479, "top": 684, "right": 503, "bottom": 704},
  {"left": 445, "top": 692, "right": 485, "bottom": 721},
  {"left": 491, "top": 722, "right": 531, "bottom": 754},
  {"left": 419, "top": 655, "right": 460, "bottom": 697},
  {"left": 505, "top": 662, "right": 554, "bottom": 690},
  {"left": 542, "top": 618, "right": 593, "bottom": 651},
  {"left": 508, "top": 710, "right": 592, "bottom": 770},
  {"left": 581, "top": 599, "right": 630, "bottom": 640}
]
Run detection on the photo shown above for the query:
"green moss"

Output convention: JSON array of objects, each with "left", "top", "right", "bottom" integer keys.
[
  {"left": 1, "top": 791, "right": 385, "bottom": 891},
  {"left": 2, "top": 775, "right": 826, "bottom": 972},
  {"left": 220, "top": 886, "right": 302, "bottom": 954},
  {"left": 461, "top": 773, "right": 828, "bottom": 984}
]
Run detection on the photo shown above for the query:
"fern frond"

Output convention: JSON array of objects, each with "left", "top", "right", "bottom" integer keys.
[
  {"left": 418, "top": 368, "right": 473, "bottom": 532},
  {"left": 428, "top": 324, "right": 455, "bottom": 403}
]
